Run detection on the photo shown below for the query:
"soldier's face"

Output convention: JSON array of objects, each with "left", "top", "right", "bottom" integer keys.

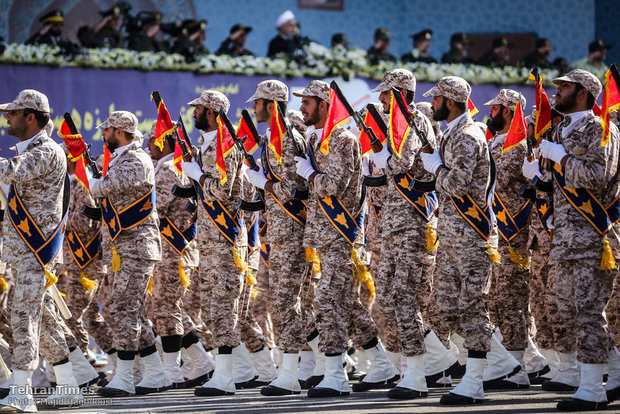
[
  {"left": 146, "top": 136, "right": 162, "bottom": 160},
  {"left": 5, "top": 109, "right": 27, "bottom": 138},
  {"left": 300, "top": 97, "right": 320, "bottom": 126},
  {"left": 554, "top": 81, "right": 579, "bottom": 113},
  {"left": 431, "top": 96, "right": 450, "bottom": 122},
  {"left": 102, "top": 127, "right": 121, "bottom": 151},
  {"left": 253, "top": 99, "right": 269, "bottom": 123},
  {"left": 378, "top": 91, "right": 391, "bottom": 114},
  {"left": 487, "top": 104, "right": 507, "bottom": 131},
  {"left": 193, "top": 105, "right": 209, "bottom": 131}
]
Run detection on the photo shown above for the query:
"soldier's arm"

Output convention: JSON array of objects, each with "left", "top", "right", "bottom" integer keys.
[
  {"left": 202, "top": 148, "right": 241, "bottom": 201},
  {"left": 0, "top": 145, "right": 59, "bottom": 184},
  {"left": 564, "top": 123, "right": 616, "bottom": 189},
  {"left": 90, "top": 157, "right": 144, "bottom": 199},
  {"left": 312, "top": 131, "right": 355, "bottom": 198},
  {"left": 435, "top": 132, "right": 480, "bottom": 197},
  {"left": 270, "top": 131, "right": 307, "bottom": 202}
]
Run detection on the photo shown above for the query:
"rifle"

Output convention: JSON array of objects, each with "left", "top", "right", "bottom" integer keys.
[
  {"left": 174, "top": 115, "right": 200, "bottom": 213},
  {"left": 275, "top": 101, "right": 310, "bottom": 201},
  {"left": 391, "top": 88, "right": 438, "bottom": 193},
  {"left": 218, "top": 110, "right": 265, "bottom": 212}
]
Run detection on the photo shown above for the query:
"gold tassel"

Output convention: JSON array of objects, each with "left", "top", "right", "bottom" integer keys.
[
  {"left": 247, "top": 270, "right": 258, "bottom": 297},
  {"left": 0, "top": 278, "right": 7, "bottom": 291},
  {"left": 351, "top": 249, "right": 376, "bottom": 303},
  {"left": 305, "top": 247, "right": 316, "bottom": 263},
  {"left": 79, "top": 271, "right": 97, "bottom": 290},
  {"left": 426, "top": 222, "right": 439, "bottom": 251},
  {"left": 146, "top": 277, "right": 153, "bottom": 295},
  {"left": 111, "top": 246, "right": 121, "bottom": 272},
  {"left": 232, "top": 247, "right": 247, "bottom": 272},
  {"left": 508, "top": 247, "right": 530, "bottom": 270},
  {"left": 312, "top": 258, "right": 321, "bottom": 274},
  {"left": 44, "top": 268, "right": 58, "bottom": 289},
  {"left": 600, "top": 238, "right": 617, "bottom": 271},
  {"left": 58, "top": 288, "right": 66, "bottom": 299},
  {"left": 486, "top": 242, "right": 501, "bottom": 264},
  {"left": 178, "top": 258, "right": 191, "bottom": 288}
]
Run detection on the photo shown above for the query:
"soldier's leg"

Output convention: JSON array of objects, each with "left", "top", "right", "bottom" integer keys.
[
  {"left": 606, "top": 275, "right": 620, "bottom": 349},
  {"left": 59, "top": 269, "right": 95, "bottom": 353},
  {"left": 251, "top": 257, "right": 274, "bottom": 349}
]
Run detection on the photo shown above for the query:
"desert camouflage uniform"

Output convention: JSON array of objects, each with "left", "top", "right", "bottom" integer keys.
[
  {"left": 304, "top": 127, "right": 378, "bottom": 354},
  {"left": 548, "top": 110, "right": 620, "bottom": 363},
  {"left": 183, "top": 272, "right": 212, "bottom": 349},
  {"left": 150, "top": 153, "right": 198, "bottom": 337},
  {"left": 251, "top": 251, "right": 275, "bottom": 349},
  {"left": 376, "top": 105, "right": 437, "bottom": 357},
  {"left": 0, "top": 130, "right": 73, "bottom": 369},
  {"left": 91, "top": 138, "right": 162, "bottom": 352}
]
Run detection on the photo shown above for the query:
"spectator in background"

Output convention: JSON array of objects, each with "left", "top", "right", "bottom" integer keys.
[
  {"left": 331, "top": 33, "right": 348, "bottom": 52},
  {"left": 401, "top": 29, "right": 437, "bottom": 64},
  {"left": 520, "top": 37, "right": 554, "bottom": 69},
  {"left": 77, "top": 2, "right": 128, "bottom": 49},
  {"left": 26, "top": 9, "right": 79, "bottom": 54},
  {"left": 170, "top": 19, "right": 208, "bottom": 61},
  {"left": 477, "top": 36, "right": 510, "bottom": 67},
  {"left": 267, "top": 10, "right": 306, "bottom": 62},
  {"left": 572, "top": 39, "right": 612, "bottom": 72},
  {"left": 216, "top": 24, "right": 254, "bottom": 57},
  {"left": 441, "top": 32, "right": 474, "bottom": 64},
  {"left": 367, "top": 27, "right": 396, "bottom": 65},
  {"left": 127, "top": 11, "right": 167, "bottom": 52}
]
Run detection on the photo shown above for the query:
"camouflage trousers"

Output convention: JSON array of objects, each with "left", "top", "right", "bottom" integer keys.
[
  {"left": 150, "top": 250, "right": 196, "bottom": 337},
  {"left": 435, "top": 243, "right": 494, "bottom": 352},
  {"left": 251, "top": 256, "right": 275, "bottom": 349},
  {"left": 529, "top": 233, "right": 558, "bottom": 349},
  {"left": 606, "top": 274, "right": 620, "bottom": 349},
  {"left": 11, "top": 256, "right": 71, "bottom": 370},
  {"left": 108, "top": 257, "right": 156, "bottom": 351},
  {"left": 315, "top": 238, "right": 378, "bottom": 354},
  {"left": 551, "top": 258, "right": 616, "bottom": 363},
  {"left": 183, "top": 271, "right": 212, "bottom": 349},
  {"left": 0, "top": 264, "right": 13, "bottom": 346},
  {"left": 198, "top": 243, "right": 245, "bottom": 349},
  {"left": 375, "top": 229, "right": 434, "bottom": 357},
  {"left": 489, "top": 239, "right": 530, "bottom": 350},
  {"left": 268, "top": 239, "right": 307, "bottom": 353}
]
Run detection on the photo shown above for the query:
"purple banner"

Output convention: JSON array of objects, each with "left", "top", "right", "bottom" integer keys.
[{"left": 0, "top": 64, "right": 536, "bottom": 159}]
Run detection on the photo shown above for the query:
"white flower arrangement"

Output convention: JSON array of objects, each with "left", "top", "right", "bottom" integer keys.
[{"left": 0, "top": 42, "right": 607, "bottom": 84}]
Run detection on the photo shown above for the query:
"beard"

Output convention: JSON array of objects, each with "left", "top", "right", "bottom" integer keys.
[
  {"left": 303, "top": 106, "right": 320, "bottom": 126},
  {"left": 554, "top": 90, "right": 578, "bottom": 114},
  {"left": 487, "top": 111, "right": 506, "bottom": 133},
  {"left": 194, "top": 110, "right": 209, "bottom": 131},
  {"left": 432, "top": 100, "right": 450, "bottom": 122}
]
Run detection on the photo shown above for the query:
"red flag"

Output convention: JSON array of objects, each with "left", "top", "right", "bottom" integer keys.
[
  {"left": 358, "top": 110, "right": 387, "bottom": 155},
  {"left": 320, "top": 87, "right": 351, "bottom": 155},
  {"left": 485, "top": 126, "right": 494, "bottom": 143},
  {"left": 502, "top": 100, "right": 527, "bottom": 153},
  {"left": 102, "top": 144, "right": 111, "bottom": 176},
  {"left": 270, "top": 100, "right": 286, "bottom": 164},
  {"left": 593, "top": 103, "right": 602, "bottom": 116},
  {"left": 152, "top": 93, "right": 175, "bottom": 151},
  {"left": 600, "top": 64, "right": 620, "bottom": 147},
  {"left": 468, "top": 98, "right": 479, "bottom": 117},
  {"left": 236, "top": 116, "right": 259, "bottom": 155},
  {"left": 528, "top": 69, "right": 552, "bottom": 140},
  {"left": 57, "top": 119, "right": 90, "bottom": 190},
  {"left": 389, "top": 90, "right": 411, "bottom": 158},
  {"left": 216, "top": 114, "right": 236, "bottom": 185}
]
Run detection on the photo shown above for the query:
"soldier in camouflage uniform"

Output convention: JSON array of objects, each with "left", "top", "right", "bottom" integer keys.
[
  {"left": 421, "top": 77, "right": 519, "bottom": 405},
  {"left": 0, "top": 89, "right": 83, "bottom": 410},
  {"left": 483, "top": 89, "right": 533, "bottom": 389},
  {"left": 294, "top": 80, "right": 395, "bottom": 398},
  {"left": 180, "top": 90, "right": 248, "bottom": 396},
  {"left": 91, "top": 111, "right": 170, "bottom": 398},
  {"left": 243, "top": 80, "right": 310, "bottom": 396},
  {"left": 145, "top": 128, "right": 213, "bottom": 389},
  {"left": 366, "top": 69, "right": 459, "bottom": 399},
  {"left": 526, "top": 69, "right": 620, "bottom": 410}
]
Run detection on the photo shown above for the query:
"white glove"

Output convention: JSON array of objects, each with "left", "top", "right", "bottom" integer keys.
[
  {"left": 294, "top": 156, "right": 316, "bottom": 180},
  {"left": 420, "top": 151, "right": 444, "bottom": 175},
  {"left": 368, "top": 144, "right": 390, "bottom": 170},
  {"left": 546, "top": 214, "right": 554, "bottom": 229},
  {"left": 532, "top": 146, "right": 540, "bottom": 158},
  {"left": 362, "top": 155, "right": 371, "bottom": 176},
  {"left": 88, "top": 177, "right": 101, "bottom": 195},
  {"left": 181, "top": 161, "right": 204, "bottom": 182},
  {"left": 539, "top": 140, "right": 568, "bottom": 164},
  {"left": 246, "top": 166, "right": 268, "bottom": 190},
  {"left": 522, "top": 158, "right": 543, "bottom": 181}
]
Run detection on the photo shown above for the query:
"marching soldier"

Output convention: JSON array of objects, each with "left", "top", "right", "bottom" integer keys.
[
  {"left": 244, "top": 80, "right": 309, "bottom": 395},
  {"left": 90, "top": 111, "right": 170, "bottom": 397},
  {"left": 180, "top": 90, "right": 248, "bottom": 396},
  {"left": 420, "top": 77, "right": 519, "bottom": 405},
  {"left": 294, "top": 80, "right": 396, "bottom": 397},
  {"left": 367, "top": 69, "right": 458, "bottom": 399},
  {"left": 483, "top": 89, "right": 533, "bottom": 389},
  {"left": 527, "top": 69, "right": 620, "bottom": 410},
  {"left": 0, "top": 89, "right": 84, "bottom": 411}
]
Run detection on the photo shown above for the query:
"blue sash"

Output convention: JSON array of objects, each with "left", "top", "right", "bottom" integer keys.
[
  {"left": 66, "top": 229, "right": 102, "bottom": 269},
  {"left": 101, "top": 188, "right": 155, "bottom": 242},
  {"left": 247, "top": 212, "right": 260, "bottom": 253},
  {"left": 261, "top": 145, "right": 307, "bottom": 227},
  {"left": 159, "top": 216, "right": 197, "bottom": 255},
  {"left": 260, "top": 243, "right": 270, "bottom": 268},
  {"left": 7, "top": 180, "right": 69, "bottom": 268},
  {"left": 492, "top": 194, "right": 532, "bottom": 242},
  {"left": 393, "top": 172, "right": 438, "bottom": 222},
  {"left": 535, "top": 197, "right": 553, "bottom": 239},
  {"left": 196, "top": 185, "right": 242, "bottom": 246}
]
